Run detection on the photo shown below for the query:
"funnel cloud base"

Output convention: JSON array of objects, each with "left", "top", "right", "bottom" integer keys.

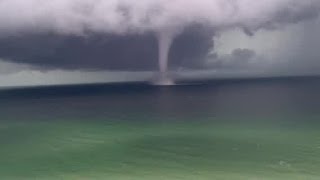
[{"left": 151, "top": 73, "right": 175, "bottom": 86}]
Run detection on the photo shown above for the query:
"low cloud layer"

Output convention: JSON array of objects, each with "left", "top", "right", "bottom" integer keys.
[
  {"left": 0, "top": 59, "right": 31, "bottom": 74},
  {"left": 208, "top": 49, "right": 258, "bottom": 69}
]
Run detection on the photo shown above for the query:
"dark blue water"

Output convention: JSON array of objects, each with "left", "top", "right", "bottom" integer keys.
[{"left": 1, "top": 77, "right": 320, "bottom": 122}]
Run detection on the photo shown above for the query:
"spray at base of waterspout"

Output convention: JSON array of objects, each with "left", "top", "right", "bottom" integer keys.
[{"left": 151, "top": 72, "right": 175, "bottom": 86}]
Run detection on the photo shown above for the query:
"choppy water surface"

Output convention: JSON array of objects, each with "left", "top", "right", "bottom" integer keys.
[{"left": 0, "top": 77, "right": 320, "bottom": 179}]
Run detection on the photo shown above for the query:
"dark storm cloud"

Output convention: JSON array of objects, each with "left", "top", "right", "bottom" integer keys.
[
  {"left": 0, "top": 26, "right": 213, "bottom": 70},
  {"left": 0, "top": 0, "right": 319, "bottom": 71}
]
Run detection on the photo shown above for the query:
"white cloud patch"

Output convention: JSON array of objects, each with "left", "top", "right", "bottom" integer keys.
[{"left": 0, "top": 60, "right": 32, "bottom": 74}]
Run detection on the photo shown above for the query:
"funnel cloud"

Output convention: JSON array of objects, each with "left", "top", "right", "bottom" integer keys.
[{"left": 0, "top": 0, "right": 319, "bottom": 74}]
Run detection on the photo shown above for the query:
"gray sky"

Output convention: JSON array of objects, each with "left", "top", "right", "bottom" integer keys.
[
  {"left": 1, "top": 17, "right": 320, "bottom": 87},
  {"left": 0, "top": 1, "right": 320, "bottom": 87},
  {"left": 216, "top": 17, "right": 320, "bottom": 64}
]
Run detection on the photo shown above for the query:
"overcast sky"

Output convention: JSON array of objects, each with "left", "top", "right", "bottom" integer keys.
[
  {"left": 214, "top": 16, "right": 320, "bottom": 73},
  {"left": 0, "top": 1, "right": 320, "bottom": 87}
]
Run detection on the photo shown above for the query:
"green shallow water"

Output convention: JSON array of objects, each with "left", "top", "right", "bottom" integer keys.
[
  {"left": 1, "top": 119, "right": 320, "bottom": 180},
  {"left": 1, "top": 79, "right": 320, "bottom": 179}
]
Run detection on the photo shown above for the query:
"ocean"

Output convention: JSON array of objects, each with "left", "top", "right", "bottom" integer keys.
[{"left": 0, "top": 77, "right": 320, "bottom": 179}]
